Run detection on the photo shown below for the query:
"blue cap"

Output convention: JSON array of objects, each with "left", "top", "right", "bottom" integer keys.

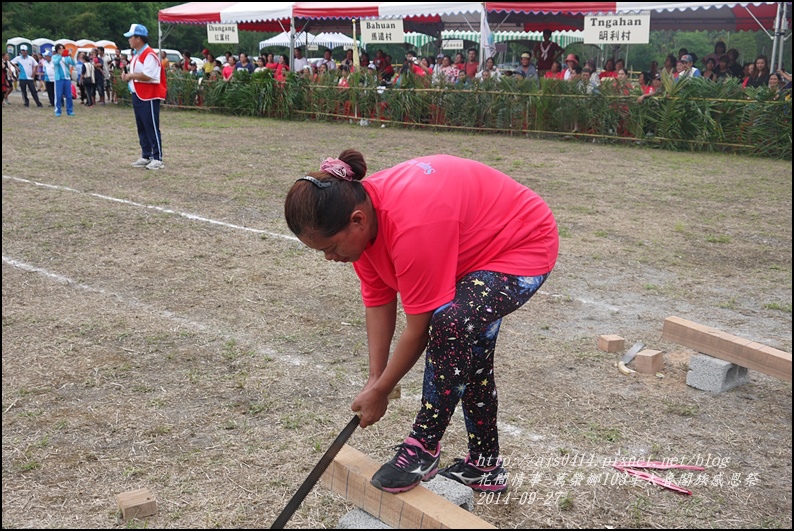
[{"left": 124, "top": 24, "right": 148, "bottom": 38}]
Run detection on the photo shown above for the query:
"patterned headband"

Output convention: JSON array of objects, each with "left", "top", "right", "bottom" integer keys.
[{"left": 320, "top": 158, "right": 353, "bottom": 180}]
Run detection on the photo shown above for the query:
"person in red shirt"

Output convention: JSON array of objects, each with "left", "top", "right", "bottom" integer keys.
[
  {"left": 637, "top": 72, "right": 662, "bottom": 103},
  {"left": 222, "top": 60, "right": 234, "bottom": 81},
  {"left": 393, "top": 50, "right": 427, "bottom": 86},
  {"left": 274, "top": 54, "right": 289, "bottom": 82},
  {"left": 285, "top": 151, "right": 558, "bottom": 494},
  {"left": 379, "top": 54, "right": 395, "bottom": 84},
  {"left": 452, "top": 52, "right": 465, "bottom": 72},
  {"left": 181, "top": 50, "right": 192, "bottom": 72},
  {"left": 533, "top": 29, "right": 563, "bottom": 74},
  {"left": 544, "top": 61, "right": 564, "bottom": 79},
  {"left": 464, "top": 47, "right": 479, "bottom": 79},
  {"left": 600, "top": 58, "right": 617, "bottom": 79},
  {"left": 265, "top": 53, "right": 278, "bottom": 70}
]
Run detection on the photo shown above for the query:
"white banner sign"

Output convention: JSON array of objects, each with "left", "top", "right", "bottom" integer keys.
[
  {"left": 442, "top": 39, "right": 464, "bottom": 50},
  {"left": 208, "top": 23, "right": 239, "bottom": 44},
  {"left": 361, "top": 19, "right": 405, "bottom": 45},
  {"left": 583, "top": 12, "right": 650, "bottom": 44}
]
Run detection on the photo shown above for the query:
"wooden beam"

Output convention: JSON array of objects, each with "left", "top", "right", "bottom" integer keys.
[
  {"left": 662, "top": 316, "right": 792, "bottom": 382},
  {"left": 321, "top": 444, "right": 496, "bottom": 529}
]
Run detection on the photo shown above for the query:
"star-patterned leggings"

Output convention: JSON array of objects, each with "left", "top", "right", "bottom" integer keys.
[{"left": 410, "top": 270, "right": 549, "bottom": 464}]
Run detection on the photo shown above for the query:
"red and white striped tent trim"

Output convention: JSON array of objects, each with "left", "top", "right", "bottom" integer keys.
[
  {"left": 158, "top": 2, "right": 484, "bottom": 32},
  {"left": 159, "top": 2, "right": 788, "bottom": 32},
  {"left": 486, "top": 2, "right": 790, "bottom": 32}
]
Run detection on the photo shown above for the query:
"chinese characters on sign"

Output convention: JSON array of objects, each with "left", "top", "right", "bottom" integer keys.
[
  {"left": 442, "top": 39, "right": 464, "bottom": 50},
  {"left": 207, "top": 24, "right": 239, "bottom": 44},
  {"left": 583, "top": 12, "right": 650, "bottom": 44},
  {"left": 360, "top": 19, "right": 405, "bottom": 45}
]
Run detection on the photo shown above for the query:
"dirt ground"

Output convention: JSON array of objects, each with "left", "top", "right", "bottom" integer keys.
[{"left": 2, "top": 92, "right": 791, "bottom": 529}]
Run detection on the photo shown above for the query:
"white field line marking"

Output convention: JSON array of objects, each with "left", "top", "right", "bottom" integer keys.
[
  {"left": 3, "top": 254, "right": 523, "bottom": 437},
  {"left": 1, "top": 255, "right": 304, "bottom": 366},
  {"left": 1, "top": 175, "right": 601, "bottom": 309},
  {"left": 3, "top": 174, "right": 560, "bottom": 438},
  {"left": 2, "top": 175, "right": 299, "bottom": 242}
]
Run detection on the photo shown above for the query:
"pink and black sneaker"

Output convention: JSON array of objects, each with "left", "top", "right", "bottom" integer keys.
[
  {"left": 370, "top": 437, "right": 440, "bottom": 493},
  {"left": 439, "top": 454, "right": 509, "bottom": 492}
]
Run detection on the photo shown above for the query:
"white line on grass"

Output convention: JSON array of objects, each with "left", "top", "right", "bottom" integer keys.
[
  {"left": 2, "top": 174, "right": 299, "bottom": 242},
  {"left": 4, "top": 255, "right": 526, "bottom": 440},
  {"left": 1, "top": 254, "right": 305, "bottom": 367},
  {"left": 2, "top": 174, "right": 575, "bottom": 302},
  {"left": 2, "top": 175, "right": 614, "bottom": 312},
  {"left": 2, "top": 175, "right": 553, "bottom": 441},
  {"left": 4, "top": 256, "right": 534, "bottom": 444}
]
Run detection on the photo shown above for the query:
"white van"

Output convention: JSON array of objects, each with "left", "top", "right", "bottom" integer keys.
[
  {"left": 120, "top": 48, "right": 183, "bottom": 66},
  {"left": 153, "top": 48, "right": 183, "bottom": 66},
  {"left": 118, "top": 48, "right": 204, "bottom": 73}
]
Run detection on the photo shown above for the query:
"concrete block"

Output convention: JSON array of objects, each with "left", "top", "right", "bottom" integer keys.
[
  {"left": 598, "top": 335, "right": 625, "bottom": 353},
  {"left": 424, "top": 474, "right": 475, "bottom": 512},
  {"left": 635, "top": 349, "right": 664, "bottom": 374},
  {"left": 338, "top": 508, "right": 392, "bottom": 529},
  {"left": 687, "top": 353, "right": 749, "bottom": 393}
]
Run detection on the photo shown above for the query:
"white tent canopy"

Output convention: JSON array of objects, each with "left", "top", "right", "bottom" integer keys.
[
  {"left": 259, "top": 31, "right": 316, "bottom": 50},
  {"left": 313, "top": 32, "right": 357, "bottom": 50},
  {"left": 404, "top": 30, "right": 583, "bottom": 48},
  {"left": 259, "top": 31, "right": 358, "bottom": 52}
]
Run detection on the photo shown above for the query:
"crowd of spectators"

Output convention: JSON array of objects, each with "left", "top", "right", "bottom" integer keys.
[
  {"left": 5, "top": 37, "right": 789, "bottom": 111},
  {"left": 3, "top": 45, "right": 136, "bottom": 107},
  {"left": 179, "top": 37, "right": 789, "bottom": 101}
]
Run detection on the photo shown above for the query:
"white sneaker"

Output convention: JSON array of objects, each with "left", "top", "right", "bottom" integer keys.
[
  {"left": 132, "top": 157, "right": 151, "bottom": 168},
  {"left": 146, "top": 159, "right": 164, "bottom": 171}
]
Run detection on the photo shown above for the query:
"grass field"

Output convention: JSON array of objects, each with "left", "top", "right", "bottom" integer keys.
[{"left": 2, "top": 93, "right": 791, "bottom": 529}]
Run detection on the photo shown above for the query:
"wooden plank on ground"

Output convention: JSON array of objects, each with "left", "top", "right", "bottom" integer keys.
[
  {"left": 321, "top": 444, "right": 495, "bottom": 529},
  {"left": 662, "top": 316, "right": 792, "bottom": 382}
]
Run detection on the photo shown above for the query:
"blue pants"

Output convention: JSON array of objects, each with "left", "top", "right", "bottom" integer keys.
[
  {"left": 54, "top": 79, "right": 73, "bottom": 116},
  {"left": 132, "top": 93, "right": 163, "bottom": 161},
  {"left": 410, "top": 271, "right": 549, "bottom": 463}
]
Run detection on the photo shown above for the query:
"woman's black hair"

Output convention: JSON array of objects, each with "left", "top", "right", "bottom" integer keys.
[{"left": 284, "top": 150, "right": 369, "bottom": 238}]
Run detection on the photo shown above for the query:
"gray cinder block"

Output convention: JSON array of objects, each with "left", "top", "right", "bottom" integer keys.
[
  {"left": 686, "top": 353, "right": 749, "bottom": 392},
  {"left": 424, "top": 474, "right": 475, "bottom": 512},
  {"left": 338, "top": 508, "right": 392, "bottom": 529}
]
